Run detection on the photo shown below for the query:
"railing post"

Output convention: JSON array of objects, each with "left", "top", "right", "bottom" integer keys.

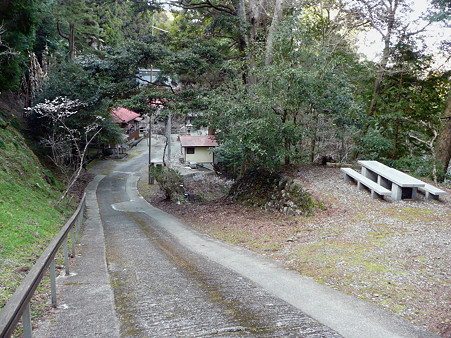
[
  {"left": 76, "top": 200, "right": 85, "bottom": 240},
  {"left": 75, "top": 211, "right": 80, "bottom": 238},
  {"left": 71, "top": 228, "right": 76, "bottom": 258},
  {"left": 50, "top": 258, "right": 57, "bottom": 308},
  {"left": 22, "top": 303, "right": 32, "bottom": 338},
  {"left": 77, "top": 213, "right": 81, "bottom": 240},
  {"left": 63, "top": 238, "right": 70, "bottom": 276}
]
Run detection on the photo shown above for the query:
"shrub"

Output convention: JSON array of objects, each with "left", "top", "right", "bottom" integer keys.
[
  {"left": 152, "top": 166, "right": 184, "bottom": 201},
  {"left": 391, "top": 156, "right": 444, "bottom": 181},
  {"left": 183, "top": 173, "right": 234, "bottom": 201}
]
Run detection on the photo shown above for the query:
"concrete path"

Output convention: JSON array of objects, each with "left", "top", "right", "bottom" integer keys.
[
  {"left": 120, "top": 175, "right": 436, "bottom": 338},
  {"left": 35, "top": 138, "right": 437, "bottom": 338},
  {"left": 35, "top": 176, "right": 120, "bottom": 337}
]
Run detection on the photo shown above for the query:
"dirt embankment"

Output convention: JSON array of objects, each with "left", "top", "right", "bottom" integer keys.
[{"left": 145, "top": 166, "right": 451, "bottom": 337}]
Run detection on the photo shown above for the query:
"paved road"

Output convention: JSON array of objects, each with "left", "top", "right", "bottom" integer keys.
[
  {"left": 97, "top": 148, "right": 340, "bottom": 336},
  {"left": 35, "top": 138, "right": 437, "bottom": 337}
]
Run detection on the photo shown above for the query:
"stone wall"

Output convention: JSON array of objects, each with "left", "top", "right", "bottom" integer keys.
[
  {"left": 229, "top": 171, "right": 319, "bottom": 216},
  {"left": 263, "top": 176, "right": 317, "bottom": 216}
]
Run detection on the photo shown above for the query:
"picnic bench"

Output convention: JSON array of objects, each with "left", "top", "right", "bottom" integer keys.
[
  {"left": 341, "top": 160, "right": 447, "bottom": 201},
  {"left": 418, "top": 183, "right": 447, "bottom": 200},
  {"left": 358, "top": 160, "right": 425, "bottom": 200},
  {"left": 341, "top": 168, "right": 391, "bottom": 199}
]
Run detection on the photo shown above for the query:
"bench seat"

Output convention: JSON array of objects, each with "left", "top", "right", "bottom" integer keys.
[
  {"left": 418, "top": 183, "right": 447, "bottom": 200},
  {"left": 341, "top": 168, "right": 391, "bottom": 199}
]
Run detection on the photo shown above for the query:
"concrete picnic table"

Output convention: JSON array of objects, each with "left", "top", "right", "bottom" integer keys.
[{"left": 357, "top": 160, "right": 425, "bottom": 200}]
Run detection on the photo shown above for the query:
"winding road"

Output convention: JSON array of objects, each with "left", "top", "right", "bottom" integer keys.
[
  {"left": 35, "top": 138, "right": 437, "bottom": 338},
  {"left": 97, "top": 144, "right": 340, "bottom": 336}
]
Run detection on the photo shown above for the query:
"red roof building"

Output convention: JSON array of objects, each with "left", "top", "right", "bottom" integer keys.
[
  {"left": 111, "top": 107, "right": 141, "bottom": 142},
  {"left": 111, "top": 107, "right": 140, "bottom": 123}
]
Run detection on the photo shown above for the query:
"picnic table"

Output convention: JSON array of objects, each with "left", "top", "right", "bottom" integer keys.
[{"left": 357, "top": 160, "right": 425, "bottom": 200}]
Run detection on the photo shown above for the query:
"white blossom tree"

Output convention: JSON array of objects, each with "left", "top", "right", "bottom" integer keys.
[{"left": 26, "top": 96, "right": 103, "bottom": 204}]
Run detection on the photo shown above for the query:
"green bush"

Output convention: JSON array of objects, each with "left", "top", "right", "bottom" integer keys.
[
  {"left": 391, "top": 156, "right": 444, "bottom": 181},
  {"left": 152, "top": 166, "right": 184, "bottom": 201},
  {"left": 360, "top": 129, "right": 394, "bottom": 159}
]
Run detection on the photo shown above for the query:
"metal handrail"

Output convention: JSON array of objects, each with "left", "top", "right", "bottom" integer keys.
[{"left": 0, "top": 193, "right": 86, "bottom": 338}]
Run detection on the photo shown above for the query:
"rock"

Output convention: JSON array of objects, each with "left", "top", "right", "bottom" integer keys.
[{"left": 16, "top": 266, "right": 30, "bottom": 273}]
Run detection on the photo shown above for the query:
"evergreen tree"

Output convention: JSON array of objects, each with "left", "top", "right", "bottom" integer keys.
[{"left": 0, "top": 0, "right": 39, "bottom": 91}]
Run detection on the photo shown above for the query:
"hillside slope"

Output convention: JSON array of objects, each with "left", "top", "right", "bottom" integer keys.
[{"left": 0, "top": 111, "right": 68, "bottom": 308}]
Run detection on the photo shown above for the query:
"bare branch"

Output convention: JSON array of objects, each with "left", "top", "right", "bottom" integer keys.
[
  {"left": 56, "top": 20, "right": 70, "bottom": 41},
  {"left": 357, "top": 0, "right": 387, "bottom": 38},
  {"left": 135, "top": 75, "right": 176, "bottom": 94},
  {"left": 26, "top": 96, "right": 102, "bottom": 205},
  {"left": 165, "top": 0, "right": 236, "bottom": 15},
  {"left": 404, "top": 21, "right": 432, "bottom": 37}
]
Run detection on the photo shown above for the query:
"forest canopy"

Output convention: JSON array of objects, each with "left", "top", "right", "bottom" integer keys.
[{"left": 0, "top": 0, "right": 450, "bottom": 181}]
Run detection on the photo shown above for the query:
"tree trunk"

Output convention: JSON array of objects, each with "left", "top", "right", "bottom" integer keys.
[
  {"left": 392, "top": 121, "right": 400, "bottom": 159},
  {"left": 28, "top": 52, "right": 46, "bottom": 104},
  {"left": 57, "top": 20, "right": 76, "bottom": 60},
  {"left": 285, "top": 138, "right": 291, "bottom": 165},
  {"left": 237, "top": 0, "right": 256, "bottom": 87},
  {"left": 69, "top": 22, "right": 75, "bottom": 60},
  {"left": 237, "top": 0, "right": 249, "bottom": 50},
  {"left": 162, "top": 136, "right": 168, "bottom": 166},
  {"left": 248, "top": 0, "right": 263, "bottom": 46},
  {"left": 310, "top": 117, "right": 318, "bottom": 163},
  {"left": 436, "top": 92, "right": 451, "bottom": 177},
  {"left": 310, "top": 133, "right": 316, "bottom": 163},
  {"left": 365, "top": 0, "right": 398, "bottom": 122},
  {"left": 265, "top": 0, "right": 284, "bottom": 66}
]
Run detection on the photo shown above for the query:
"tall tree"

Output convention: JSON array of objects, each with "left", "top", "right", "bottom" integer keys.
[
  {"left": 429, "top": 0, "right": 451, "bottom": 177},
  {"left": 436, "top": 92, "right": 451, "bottom": 176},
  {"left": 351, "top": 0, "right": 433, "bottom": 156},
  {"left": 258, "top": 4, "right": 364, "bottom": 164},
  {"left": 56, "top": 0, "right": 101, "bottom": 60},
  {"left": 265, "top": 0, "right": 285, "bottom": 65},
  {"left": 172, "top": 0, "right": 301, "bottom": 85},
  {"left": 0, "top": 0, "right": 39, "bottom": 91}
]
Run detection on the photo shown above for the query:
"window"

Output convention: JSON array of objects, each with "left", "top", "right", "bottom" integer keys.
[{"left": 187, "top": 147, "right": 195, "bottom": 154}]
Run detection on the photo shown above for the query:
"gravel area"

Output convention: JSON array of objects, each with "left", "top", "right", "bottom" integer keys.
[{"left": 146, "top": 165, "right": 451, "bottom": 337}]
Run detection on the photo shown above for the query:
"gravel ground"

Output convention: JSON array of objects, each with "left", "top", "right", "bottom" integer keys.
[{"left": 146, "top": 165, "right": 451, "bottom": 337}]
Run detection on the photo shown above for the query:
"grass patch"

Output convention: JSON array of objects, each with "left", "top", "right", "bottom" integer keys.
[
  {"left": 210, "top": 229, "right": 254, "bottom": 245},
  {"left": 0, "top": 122, "right": 70, "bottom": 314},
  {"left": 381, "top": 206, "right": 440, "bottom": 223}
]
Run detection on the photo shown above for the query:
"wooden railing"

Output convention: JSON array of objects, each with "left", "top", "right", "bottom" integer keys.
[{"left": 0, "top": 194, "right": 86, "bottom": 338}]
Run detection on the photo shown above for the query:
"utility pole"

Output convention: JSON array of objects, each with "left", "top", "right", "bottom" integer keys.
[
  {"left": 149, "top": 18, "right": 171, "bottom": 176},
  {"left": 148, "top": 114, "right": 154, "bottom": 184},
  {"left": 147, "top": 18, "right": 168, "bottom": 181},
  {"left": 167, "top": 111, "right": 171, "bottom": 167}
]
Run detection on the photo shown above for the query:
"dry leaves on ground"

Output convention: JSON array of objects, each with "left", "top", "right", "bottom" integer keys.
[{"left": 146, "top": 166, "right": 451, "bottom": 337}]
